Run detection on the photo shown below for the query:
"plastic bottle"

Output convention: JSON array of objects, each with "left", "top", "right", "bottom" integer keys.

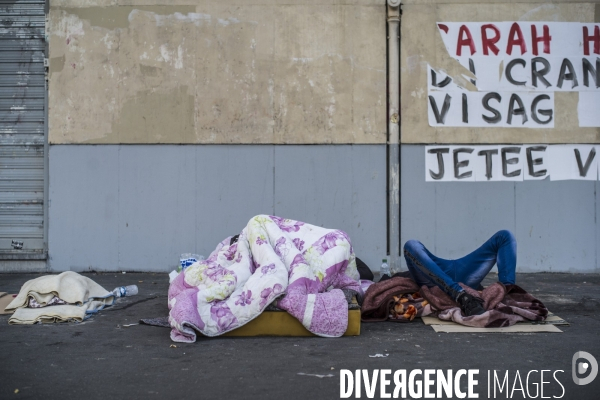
[
  {"left": 179, "top": 253, "right": 205, "bottom": 271},
  {"left": 380, "top": 259, "right": 390, "bottom": 277},
  {"left": 112, "top": 285, "right": 138, "bottom": 298}
]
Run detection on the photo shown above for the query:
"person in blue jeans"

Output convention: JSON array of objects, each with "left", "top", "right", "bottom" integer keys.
[{"left": 403, "top": 230, "right": 517, "bottom": 316}]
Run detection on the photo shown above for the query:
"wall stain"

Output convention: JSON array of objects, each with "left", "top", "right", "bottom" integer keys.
[
  {"left": 50, "top": 55, "right": 65, "bottom": 76},
  {"left": 49, "top": 4, "right": 386, "bottom": 145},
  {"left": 99, "top": 86, "right": 195, "bottom": 144},
  {"left": 139, "top": 64, "right": 160, "bottom": 77},
  {"left": 59, "top": 6, "right": 196, "bottom": 30}
]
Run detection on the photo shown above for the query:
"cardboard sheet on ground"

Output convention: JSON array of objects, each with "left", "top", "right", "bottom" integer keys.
[
  {"left": 430, "top": 324, "right": 562, "bottom": 333},
  {"left": 421, "top": 313, "right": 568, "bottom": 326},
  {"left": 0, "top": 292, "right": 16, "bottom": 315},
  {"left": 421, "top": 313, "right": 566, "bottom": 333}
]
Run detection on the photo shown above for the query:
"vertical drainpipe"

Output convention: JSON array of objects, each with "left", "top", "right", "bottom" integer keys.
[{"left": 387, "top": 1, "right": 401, "bottom": 272}]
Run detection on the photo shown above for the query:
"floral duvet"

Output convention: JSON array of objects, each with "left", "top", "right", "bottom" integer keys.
[{"left": 168, "top": 215, "right": 362, "bottom": 342}]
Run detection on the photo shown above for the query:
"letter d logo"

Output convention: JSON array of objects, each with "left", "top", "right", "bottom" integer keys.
[{"left": 572, "top": 351, "right": 598, "bottom": 385}]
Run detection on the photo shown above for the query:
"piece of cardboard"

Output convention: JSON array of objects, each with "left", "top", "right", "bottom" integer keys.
[
  {"left": 529, "top": 314, "right": 570, "bottom": 326},
  {"left": 0, "top": 293, "right": 16, "bottom": 315},
  {"left": 430, "top": 324, "right": 562, "bottom": 333},
  {"left": 422, "top": 316, "right": 460, "bottom": 326},
  {"left": 421, "top": 312, "right": 568, "bottom": 326}
]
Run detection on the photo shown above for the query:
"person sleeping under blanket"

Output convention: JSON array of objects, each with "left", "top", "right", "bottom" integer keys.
[
  {"left": 230, "top": 233, "right": 375, "bottom": 282},
  {"left": 399, "top": 230, "right": 517, "bottom": 317}
]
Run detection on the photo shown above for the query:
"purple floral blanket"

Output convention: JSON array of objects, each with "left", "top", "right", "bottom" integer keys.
[{"left": 168, "top": 215, "right": 362, "bottom": 342}]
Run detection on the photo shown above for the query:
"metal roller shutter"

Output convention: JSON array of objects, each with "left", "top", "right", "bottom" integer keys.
[{"left": 0, "top": 0, "right": 46, "bottom": 257}]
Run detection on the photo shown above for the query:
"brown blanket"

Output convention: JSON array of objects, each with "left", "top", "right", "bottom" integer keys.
[
  {"left": 360, "top": 277, "right": 421, "bottom": 322},
  {"left": 361, "top": 277, "right": 548, "bottom": 327}
]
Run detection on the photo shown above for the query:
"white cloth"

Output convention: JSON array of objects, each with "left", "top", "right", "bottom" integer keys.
[{"left": 6, "top": 271, "right": 115, "bottom": 324}]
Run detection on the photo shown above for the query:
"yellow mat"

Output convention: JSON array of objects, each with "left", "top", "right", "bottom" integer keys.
[
  {"left": 223, "top": 308, "right": 361, "bottom": 337},
  {"left": 224, "top": 296, "right": 361, "bottom": 337}
]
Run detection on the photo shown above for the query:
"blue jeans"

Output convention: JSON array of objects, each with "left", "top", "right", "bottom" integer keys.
[{"left": 403, "top": 230, "right": 517, "bottom": 300}]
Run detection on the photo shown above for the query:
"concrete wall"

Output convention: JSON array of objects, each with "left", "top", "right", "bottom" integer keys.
[
  {"left": 48, "top": 1, "right": 386, "bottom": 144},
  {"left": 400, "top": 1, "right": 600, "bottom": 144},
  {"left": 45, "top": 1, "right": 388, "bottom": 273},
  {"left": 43, "top": 1, "right": 600, "bottom": 274},
  {"left": 400, "top": 145, "right": 600, "bottom": 273},
  {"left": 397, "top": 2, "right": 600, "bottom": 273},
  {"left": 48, "top": 145, "right": 387, "bottom": 272}
]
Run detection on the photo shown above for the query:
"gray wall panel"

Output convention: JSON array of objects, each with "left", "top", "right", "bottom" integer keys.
[
  {"left": 49, "top": 144, "right": 597, "bottom": 273},
  {"left": 433, "top": 182, "right": 516, "bottom": 261},
  {"left": 515, "top": 180, "right": 597, "bottom": 273},
  {"left": 349, "top": 145, "right": 388, "bottom": 270},
  {"left": 48, "top": 145, "right": 385, "bottom": 272},
  {"left": 117, "top": 146, "right": 197, "bottom": 271},
  {"left": 274, "top": 146, "right": 387, "bottom": 272},
  {"left": 195, "top": 146, "right": 274, "bottom": 258},
  {"left": 400, "top": 145, "right": 599, "bottom": 274},
  {"left": 400, "top": 146, "right": 516, "bottom": 270},
  {"left": 48, "top": 146, "right": 119, "bottom": 271},
  {"left": 400, "top": 145, "right": 436, "bottom": 269}
]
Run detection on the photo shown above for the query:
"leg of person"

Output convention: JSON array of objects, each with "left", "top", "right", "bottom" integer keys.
[
  {"left": 405, "top": 240, "right": 487, "bottom": 316},
  {"left": 403, "top": 240, "right": 463, "bottom": 300},
  {"left": 453, "top": 230, "right": 517, "bottom": 289}
]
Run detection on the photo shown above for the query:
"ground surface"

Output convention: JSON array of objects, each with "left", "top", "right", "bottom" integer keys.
[{"left": 1, "top": 272, "right": 599, "bottom": 400}]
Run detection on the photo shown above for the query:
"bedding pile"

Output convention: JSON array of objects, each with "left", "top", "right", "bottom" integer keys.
[
  {"left": 361, "top": 277, "right": 548, "bottom": 327},
  {"left": 168, "top": 215, "right": 362, "bottom": 342},
  {"left": 5, "top": 271, "right": 115, "bottom": 324},
  {"left": 432, "top": 282, "right": 548, "bottom": 327}
]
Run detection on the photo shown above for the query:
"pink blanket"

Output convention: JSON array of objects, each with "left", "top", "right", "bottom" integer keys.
[{"left": 168, "top": 215, "right": 362, "bottom": 342}]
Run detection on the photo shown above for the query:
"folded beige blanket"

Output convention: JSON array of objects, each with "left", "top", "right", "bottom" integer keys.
[{"left": 6, "top": 271, "right": 115, "bottom": 324}]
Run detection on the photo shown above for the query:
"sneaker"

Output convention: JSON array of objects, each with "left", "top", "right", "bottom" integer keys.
[{"left": 456, "top": 292, "right": 486, "bottom": 316}]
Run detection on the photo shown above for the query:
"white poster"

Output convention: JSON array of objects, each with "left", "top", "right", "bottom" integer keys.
[
  {"left": 547, "top": 145, "right": 599, "bottom": 181},
  {"left": 425, "top": 145, "right": 600, "bottom": 181},
  {"left": 425, "top": 146, "right": 453, "bottom": 182},
  {"left": 522, "top": 145, "right": 549, "bottom": 181},
  {"left": 578, "top": 92, "right": 600, "bottom": 127},
  {"left": 473, "top": 146, "right": 502, "bottom": 181},
  {"left": 497, "top": 146, "right": 524, "bottom": 181},
  {"left": 427, "top": 85, "right": 554, "bottom": 128},
  {"left": 429, "top": 22, "right": 600, "bottom": 127}
]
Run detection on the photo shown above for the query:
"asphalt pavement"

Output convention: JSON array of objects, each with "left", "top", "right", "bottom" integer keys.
[{"left": 1, "top": 272, "right": 599, "bottom": 400}]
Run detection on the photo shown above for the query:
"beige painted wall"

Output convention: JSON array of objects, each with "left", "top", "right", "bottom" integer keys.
[
  {"left": 48, "top": 1, "right": 386, "bottom": 144},
  {"left": 401, "top": 1, "right": 600, "bottom": 144}
]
